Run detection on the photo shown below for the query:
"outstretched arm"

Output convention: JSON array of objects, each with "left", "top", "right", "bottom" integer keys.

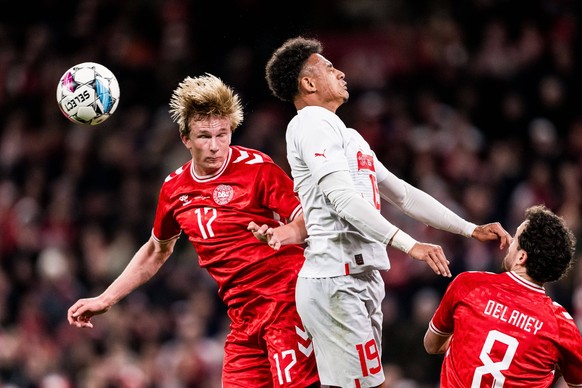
[
  {"left": 471, "top": 223, "right": 511, "bottom": 249},
  {"left": 377, "top": 169, "right": 511, "bottom": 250},
  {"left": 67, "top": 236, "right": 176, "bottom": 328},
  {"left": 319, "top": 170, "right": 451, "bottom": 277}
]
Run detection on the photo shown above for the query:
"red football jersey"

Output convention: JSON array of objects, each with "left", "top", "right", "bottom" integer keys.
[
  {"left": 152, "top": 145, "right": 305, "bottom": 307},
  {"left": 429, "top": 271, "right": 582, "bottom": 387}
]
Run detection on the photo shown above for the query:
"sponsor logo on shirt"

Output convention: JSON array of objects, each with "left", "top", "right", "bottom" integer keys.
[
  {"left": 357, "top": 151, "right": 375, "bottom": 172},
  {"left": 314, "top": 149, "right": 326, "bottom": 158},
  {"left": 213, "top": 184, "right": 234, "bottom": 205}
]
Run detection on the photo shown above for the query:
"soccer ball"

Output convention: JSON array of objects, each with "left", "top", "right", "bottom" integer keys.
[{"left": 56, "top": 62, "right": 120, "bottom": 125}]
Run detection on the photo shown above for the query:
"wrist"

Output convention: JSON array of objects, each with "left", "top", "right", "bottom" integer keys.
[
  {"left": 466, "top": 222, "right": 478, "bottom": 238},
  {"left": 388, "top": 229, "right": 417, "bottom": 253}
]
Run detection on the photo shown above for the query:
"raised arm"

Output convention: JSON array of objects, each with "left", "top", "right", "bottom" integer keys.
[{"left": 377, "top": 168, "right": 511, "bottom": 250}]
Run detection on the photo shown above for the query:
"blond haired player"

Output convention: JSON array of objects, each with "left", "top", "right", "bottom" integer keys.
[{"left": 68, "top": 74, "right": 319, "bottom": 387}]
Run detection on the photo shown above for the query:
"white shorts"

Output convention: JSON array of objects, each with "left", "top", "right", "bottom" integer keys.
[{"left": 295, "top": 270, "right": 385, "bottom": 388}]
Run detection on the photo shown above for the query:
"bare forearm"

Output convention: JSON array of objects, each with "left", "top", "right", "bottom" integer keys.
[
  {"left": 99, "top": 238, "right": 172, "bottom": 306},
  {"left": 276, "top": 214, "right": 307, "bottom": 245},
  {"left": 424, "top": 329, "right": 451, "bottom": 354},
  {"left": 248, "top": 214, "right": 308, "bottom": 249},
  {"left": 68, "top": 237, "right": 175, "bottom": 329}
]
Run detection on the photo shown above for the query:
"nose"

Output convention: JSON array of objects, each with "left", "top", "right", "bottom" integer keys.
[{"left": 209, "top": 136, "right": 219, "bottom": 151}]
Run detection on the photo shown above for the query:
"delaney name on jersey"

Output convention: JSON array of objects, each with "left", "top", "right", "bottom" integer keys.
[{"left": 484, "top": 300, "right": 544, "bottom": 335}]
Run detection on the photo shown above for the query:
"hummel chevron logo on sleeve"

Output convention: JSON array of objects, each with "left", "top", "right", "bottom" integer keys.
[{"left": 233, "top": 150, "right": 264, "bottom": 164}]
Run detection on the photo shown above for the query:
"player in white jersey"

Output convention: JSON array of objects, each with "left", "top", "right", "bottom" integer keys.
[{"left": 261, "top": 36, "right": 511, "bottom": 387}]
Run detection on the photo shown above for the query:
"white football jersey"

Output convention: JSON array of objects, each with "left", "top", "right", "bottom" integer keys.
[{"left": 286, "top": 106, "right": 391, "bottom": 277}]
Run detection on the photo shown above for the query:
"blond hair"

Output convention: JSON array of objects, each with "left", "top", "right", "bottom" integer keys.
[{"left": 169, "top": 73, "right": 244, "bottom": 136}]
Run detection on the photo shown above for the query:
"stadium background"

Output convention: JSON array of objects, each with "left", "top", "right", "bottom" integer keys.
[{"left": 0, "top": 0, "right": 581, "bottom": 386}]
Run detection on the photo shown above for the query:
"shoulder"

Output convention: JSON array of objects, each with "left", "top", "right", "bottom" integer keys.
[
  {"left": 454, "top": 270, "right": 496, "bottom": 282},
  {"left": 156, "top": 159, "right": 192, "bottom": 201},
  {"left": 345, "top": 127, "right": 361, "bottom": 137},
  {"left": 296, "top": 106, "right": 343, "bottom": 127},
  {"left": 230, "top": 145, "right": 274, "bottom": 164},
  {"left": 290, "top": 107, "right": 346, "bottom": 144},
  {"left": 228, "top": 146, "right": 290, "bottom": 178},
  {"left": 551, "top": 301, "right": 581, "bottom": 333},
  {"left": 161, "top": 159, "right": 191, "bottom": 187},
  {"left": 449, "top": 271, "right": 497, "bottom": 290},
  {"left": 344, "top": 127, "right": 371, "bottom": 147}
]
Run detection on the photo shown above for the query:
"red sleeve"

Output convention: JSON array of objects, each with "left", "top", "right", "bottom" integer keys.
[
  {"left": 430, "top": 272, "right": 472, "bottom": 335},
  {"left": 152, "top": 181, "right": 181, "bottom": 242},
  {"left": 255, "top": 161, "right": 302, "bottom": 223},
  {"left": 556, "top": 306, "right": 582, "bottom": 384}
]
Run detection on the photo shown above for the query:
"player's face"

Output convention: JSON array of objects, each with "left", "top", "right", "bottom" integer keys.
[
  {"left": 306, "top": 53, "right": 349, "bottom": 106},
  {"left": 502, "top": 220, "right": 527, "bottom": 272},
  {"left": 182, "top": 116, "right": 232, "bottom": 176}
]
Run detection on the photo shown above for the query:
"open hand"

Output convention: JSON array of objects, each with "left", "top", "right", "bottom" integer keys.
[
  {"left": 408, "top": 242, "right": 452, "bottom": 277},
  {"left": 67, "top": 297, "right": 110, "bottom": 328}
]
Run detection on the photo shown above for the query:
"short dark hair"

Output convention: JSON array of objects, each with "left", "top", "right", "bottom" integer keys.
[
  {"left": 265, "top": 36, "right": 323, "bottom": 102},
  {"left": 519, "top": 205, "right": 576, "bottom": 283}
]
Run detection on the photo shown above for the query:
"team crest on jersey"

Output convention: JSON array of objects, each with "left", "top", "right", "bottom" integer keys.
[
  {"left": 213, "top": 184, "right": 234, "bottom": 205},
  {"left": 357, "top": 150, "right": 375, "bottom": 171}
]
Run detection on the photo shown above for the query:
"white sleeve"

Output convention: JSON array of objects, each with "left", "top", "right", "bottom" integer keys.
[
  {"left": 318, "top": 170, "right": 417, "bottom": 253},
  {"left": 376, "top": 166, "right": 476, "bottom": 238}
]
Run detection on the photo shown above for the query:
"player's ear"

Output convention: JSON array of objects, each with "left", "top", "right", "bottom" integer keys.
[
  {"left": 517, "top": 250, "right": 528, "bottom": 265},
  {"left": 180, "top": 133, "right": 191, "bottom": 149},
  {"left": 299, "top": 76, "right": 316, "bottom": 93}
]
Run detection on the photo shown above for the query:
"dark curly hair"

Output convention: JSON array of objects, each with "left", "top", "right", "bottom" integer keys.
[
  {"left": 519, "top": 205, "right": 576, "bottom": 283},
  {"left": 265, "top": 36, "right": 323, "bottom": 102}
]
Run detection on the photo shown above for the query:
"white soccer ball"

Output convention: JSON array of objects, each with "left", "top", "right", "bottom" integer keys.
[{"left": 56, "top": 62, "right": 120, "bottom": 125}]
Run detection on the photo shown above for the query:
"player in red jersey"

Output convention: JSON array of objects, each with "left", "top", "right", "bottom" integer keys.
[
  {"left": 67, "top": 73, "right": 320, "bottom": 387},
  {"left": 424, "top": 204, "right": 582, "bottom": 387}
]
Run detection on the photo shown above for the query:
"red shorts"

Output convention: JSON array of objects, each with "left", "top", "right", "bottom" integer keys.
[{"left": 222, "top": 295, "right": 319, "bottom": 387}]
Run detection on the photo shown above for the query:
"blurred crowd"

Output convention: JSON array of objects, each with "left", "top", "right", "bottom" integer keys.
[{"left": 0, "top": 0, "right": 581, "bottom": 387}]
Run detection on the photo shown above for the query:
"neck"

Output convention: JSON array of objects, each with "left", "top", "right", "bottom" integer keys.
[
  {"left": 294, "top": 97, "right": 341, "bottom": 113},
  {"left": 512, "top": 267, "right": 543, "bottom": 287}
]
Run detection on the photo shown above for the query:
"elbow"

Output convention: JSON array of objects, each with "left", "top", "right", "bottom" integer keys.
[
  {"left": 423, "top": 337, "right": 438, "bottom": 354},
  {"left": 424, "top": 342, "right": 441, "bottom": 355},
  {"left": 423, "top": 331, "right": 447, "bottom": 354}
]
